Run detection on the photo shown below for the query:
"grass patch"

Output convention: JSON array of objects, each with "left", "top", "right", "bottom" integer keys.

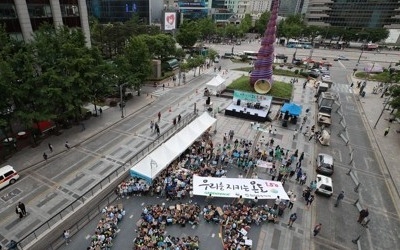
[
  {"left": 355, "top": 71, "right": 391, "bottom": 82},
  {"left": 226, "top": 76, "right": 293, "bottom": 99},
  {"left": 227, "top": 75, "right": 254, "bottom": 92}
]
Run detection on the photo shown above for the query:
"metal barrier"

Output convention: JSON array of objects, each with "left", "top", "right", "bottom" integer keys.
[{"left": 16, "top": 112, "right": 198, "bottom": 249}]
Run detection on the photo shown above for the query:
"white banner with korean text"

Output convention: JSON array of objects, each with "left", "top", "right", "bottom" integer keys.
[{"left": 192, "top": 176, "right": 289, "bottom": 200}]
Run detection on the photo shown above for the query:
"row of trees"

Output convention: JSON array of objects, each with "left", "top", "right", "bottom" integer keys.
[
  {"left": 278, "top": 15, "right": 389, "bottom": 43},
  {"left": 0, "top": 24, "right": 171, "bottom": 137}
]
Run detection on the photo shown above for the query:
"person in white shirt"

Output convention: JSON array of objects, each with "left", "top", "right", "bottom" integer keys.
[{"left": 289, "top": 195, "right": 297, "bottom": 209}]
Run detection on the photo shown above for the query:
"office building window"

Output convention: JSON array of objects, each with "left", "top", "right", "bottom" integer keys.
[
  {"left": 0, "top": 3, "right": 17, "bottom": 19},
  {"left": 60, "top": 4, "right": 80, "bottom": 17},
  {"left": 27, "top": 4, "right": 52, "bottom": 18}
]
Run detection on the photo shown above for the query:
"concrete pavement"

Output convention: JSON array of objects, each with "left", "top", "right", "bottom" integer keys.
[
  {"left": 59, "top": 72, "right": 317, "bottom": 250},
  {"left": 349, "top": 76, "right": 400, "bottom": 215},
  {"left": 0, "top": 67, "right": 215, "bottom": 249}
]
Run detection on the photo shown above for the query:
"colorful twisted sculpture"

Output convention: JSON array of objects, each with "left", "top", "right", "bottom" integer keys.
[{"left": 250, "top": 0, "right": 280, "bottom": 94}]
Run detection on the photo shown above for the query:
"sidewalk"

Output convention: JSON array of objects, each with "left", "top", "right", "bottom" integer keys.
[
  {"left": 253, "top": 75, "right": 316, "bottom": 250},
  {"left": 1, "top": 65, "right": 216, "bottom": 172},
  {"left": 350, "top": 76, "right": 400, "bottom": 215}
]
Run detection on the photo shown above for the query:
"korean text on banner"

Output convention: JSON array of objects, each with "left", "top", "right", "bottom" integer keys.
[{"left": 192, "top": 176, "right": 289, "bottom": 200}]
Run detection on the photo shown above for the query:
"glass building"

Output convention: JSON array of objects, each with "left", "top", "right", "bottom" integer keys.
[
  {"left": 178, "top": 0, "right": 208, "bottom": 20},
  {"left": 305, "top": 0, "right": 400, "bottom": 28},
  {"left": 0, "top": 0, "right": 91, "bottom": 45},
  {"left": 86, "top": 0, "right": 150, "bottom": 23}
]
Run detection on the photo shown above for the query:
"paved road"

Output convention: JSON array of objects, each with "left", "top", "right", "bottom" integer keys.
[{"left": 1, "top": 42, "right": 399, "bottom": 250}]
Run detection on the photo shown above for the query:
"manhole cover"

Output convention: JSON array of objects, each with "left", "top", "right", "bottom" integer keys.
[{"left": 1, "top": 188, "right": 22, "bottom": 202}]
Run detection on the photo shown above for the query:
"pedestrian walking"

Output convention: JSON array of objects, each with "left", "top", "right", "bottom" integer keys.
[
  {"left": 156, "top": 126, "right": 160, "bottom": 136},
  {"left": 313, "top": 223, "right": 322, "bottom": 236},
  {"left": 293, "top": 129, "right": 298, "bottom": 140},
  {"left": 65, "top": 141, "right": 70, "bottom": 150},
  {"left": 384, "top": 127, "right": 390, "bottom": 136},
  {"left": 18, "top": 202, "right": 27, "bottom": 216},
  {"left": 99, "top": 107, "right": 103, "bottom": 116},
  {"left": 63, "top": 230, "right": 71, "bottom": 245},
  {"left": 162, "top": 83, "right": 165, "bottom": 90},
  {"left": 48, "top": 143, "right": 53, "bottom": 153},
  {"left": 15, "top": 205, "right": 23, "bottom": 220},
  {"left": 349, "top": 82, "right": 354, "bottom": 88},
  {"left": 173, "top": 118, "right": 177, "bottom": 126},
  {"left": 300, "top": 173, "right": 307, "bottom": 185},
  {"left": 158, "top": 111, "right": 161, "bottom": 122},
  {"left": 335, "top": 191, "right": 345, "bottom": 207},
  {"left": 303, "top": 81, "right": 307, "bottom": 89},
  {"left": 178, "top": 114, "right": 181, "bottom": 123},
  {"left": 43, "top": 152, "right": 48, "bottom": 161},
  {"left": 150, "top": 120, "right": 154, "bottom": 132},
  {"left": 288, "top": 212, "right": 297, "bottom": 227},
  {"left": 299, "top": 152, "right": 305, "bottom": 162},
  {"left": 273, "top": 196, "right": 281, "bottom": 210},
  {"left": 306, "top": 194, "right": 314, "bottom": 209},
  {"left": 80, "top": 122, "right": 85, "bottom": 131},
  {"left": 358, "top": 208, "right": 369, "bottom": 223},
  {"left": 288, "top": 195, "right": 297, "bottom": 209}
]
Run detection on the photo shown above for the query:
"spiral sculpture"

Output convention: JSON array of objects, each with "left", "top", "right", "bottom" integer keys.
[{"left": 250, "top": 0, "right": 280, "bottom": 94}]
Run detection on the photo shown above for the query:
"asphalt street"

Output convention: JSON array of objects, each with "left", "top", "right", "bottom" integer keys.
[{"left": 0, "top": 41, "right": 399, "bottom": 250}]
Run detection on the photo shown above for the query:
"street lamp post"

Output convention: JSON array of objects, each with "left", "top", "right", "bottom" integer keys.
[
  {"left": 150, "top": 159, "right": 157, "bottom": 184},
  {"left": 120, "top": 83, "right": 128, "bottom": 118}
]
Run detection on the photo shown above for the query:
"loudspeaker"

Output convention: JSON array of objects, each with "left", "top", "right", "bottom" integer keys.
[
  {"left": 206, "top": 96, "right": 211, "bottom": 105},
  {"left": 237, "top": 99, "right": 241, "bottom": 106}
]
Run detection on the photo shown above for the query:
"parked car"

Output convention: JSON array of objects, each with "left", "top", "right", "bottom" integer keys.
[
  {"left": 276, "top": 54, "right": 288, "bottom": 60},
  {"left": 316, "top": 153, "right": 334, "bottom": 176},
  {"left": 315, "top": 174, "right": 333, "bottom": 197},
  {"left": 334, "top": 55, "right": 349, "bottom": 61},
  {"left": 308, "top": 71, "right": 320, "bottom": 78},
  {"left": 0, "top": 165, "right": 20, "bottom": 189}
]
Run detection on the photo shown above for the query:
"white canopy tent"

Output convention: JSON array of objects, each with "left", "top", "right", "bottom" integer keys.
[
  {"left": 129, "top": 112, "right": 216, "bottom": 183},
  {"left": 205, "top": 75, "right": 226, "bottom": 95}
]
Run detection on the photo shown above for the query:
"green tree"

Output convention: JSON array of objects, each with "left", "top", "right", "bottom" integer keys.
[
  {"left": 142, "top": 34, "right": 176, "bottom": 61},
  {"left": 197, "top": 18, "right": 216, "bottom": 40},
  {"left": 239, "top": 14, "right": 252, "bottom": 34},
  {"left": 33, "top": 25, "right": 97, "bottom": 122},
  {"left": 117, "top": 35, "right": 152, "bottom": 95},
  {"left": 255, "top": 11, "right": 271, "bottom": 35},
  {"left": 176, "top": 21, "right": 200, "bottom": 48}
]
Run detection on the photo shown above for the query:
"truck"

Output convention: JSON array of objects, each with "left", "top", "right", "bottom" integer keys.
[{"left": 317, "top": 92, "right": 335, "bottom": 127}]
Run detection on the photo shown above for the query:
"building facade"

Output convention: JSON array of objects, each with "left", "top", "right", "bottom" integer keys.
[
  {"left": 0, "top": 0, "right": 91, "bottom": 46},
  {"left": 278, "top": 0, "right": 303, "bottom": 17},
  {"left": 86, "top": 0, "right": 150, "bottom": 24},
  {"left": 249, "top": 0, "right": 272, "bottom": 15},
  {"left": 305, "top": 0, "right": 400, "bottom": 28}
]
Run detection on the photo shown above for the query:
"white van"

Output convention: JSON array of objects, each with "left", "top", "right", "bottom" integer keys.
[
  {"left": 0, "top": 165, "right": 20, "bottom": 189},
  {"left": 315, "top": 174, "right": 333, "bottom": 197}
]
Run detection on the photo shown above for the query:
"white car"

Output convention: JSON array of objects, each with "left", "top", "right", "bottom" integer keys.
[{"left": 315, "top": 174, "right": 333, "bottom": 197}]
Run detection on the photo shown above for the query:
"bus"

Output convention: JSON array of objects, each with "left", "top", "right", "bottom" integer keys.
[
  {"left": 243, "top": 51, "right": 258, "bottom": 60},
  {"left": 301, "top": 41, "right": 313, "bottom": 49},
  {"left": 286, "top": 40, "right": 302, "bottom": 48},
  {"left": 287, "top": 40, "right": 313, "bottom": 49}
]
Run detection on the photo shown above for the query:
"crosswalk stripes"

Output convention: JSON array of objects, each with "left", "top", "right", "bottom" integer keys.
[
  {"left": 150, "top": 88, "right": 172, "bottom": 97},
  {"left": 332, "top": 83, "right": 353, "bottom": 94}
]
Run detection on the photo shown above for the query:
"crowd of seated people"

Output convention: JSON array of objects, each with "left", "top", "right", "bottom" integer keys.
[
  {"left": 133, "top": 203, "right": 200, "bottom": 250},
  {"left": 220, "top": 203, "right": 281, "bottom": 250},
  {"left": 87, "top": 205, "right": 125, "bottom": 250}
]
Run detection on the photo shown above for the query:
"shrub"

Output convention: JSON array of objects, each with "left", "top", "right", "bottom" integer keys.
[{"left": 294, "top": 69, "right": 299, "bottom": 74}]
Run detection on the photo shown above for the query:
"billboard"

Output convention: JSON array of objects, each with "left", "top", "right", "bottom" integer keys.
[
  {"left": 179, "top": 0, "right": 206, "bottom": 7},
  {"left": 164, "top": 12, "right": 176, "bottom": 30}
]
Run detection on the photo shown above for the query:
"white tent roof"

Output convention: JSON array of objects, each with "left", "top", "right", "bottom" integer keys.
[
  {"left": 206, "top": 75, "right": 226, "bottom": 95},
  {"left": 129, "top": 112, "right": 216, "bottom": 183}
]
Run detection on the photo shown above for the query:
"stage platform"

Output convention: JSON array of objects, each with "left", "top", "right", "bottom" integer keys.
[{"left": 224, "top": 103, "right": 271, "bottom": 122}]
